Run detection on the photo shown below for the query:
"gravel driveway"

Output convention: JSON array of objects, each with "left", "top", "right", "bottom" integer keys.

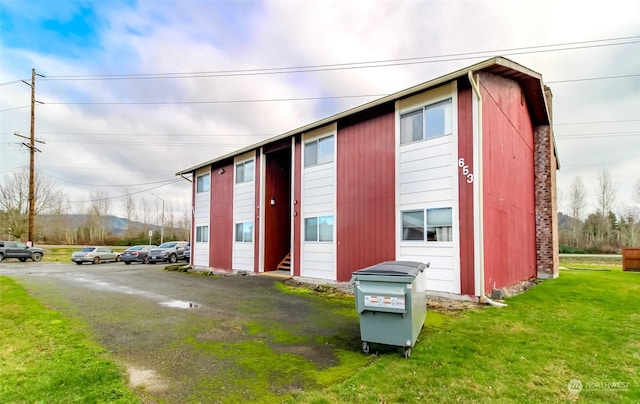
[{"left": 1, "top": 262, "right": 361, "bottom": 402}]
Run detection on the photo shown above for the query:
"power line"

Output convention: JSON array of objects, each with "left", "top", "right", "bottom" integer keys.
[
  {"left": 2, "top": 73, "right": 638, "bottom": 112},
  {"left": 43, "top": 94, "right": 386, "bottom": 106},
  {"left": 5, "top": 120, "right": 637, "bottom": 138},
  {"left": 2, "top": 74, "right": 636, "bottom": 112},
  {"left": 38, "top": 35, "right": 640, "bottom": 81},
  {"left": 555, "top": 119, "right": 640, "bottom": 126},
  {"left": 65, "top": 179, "right": 184, "bottom": 204},
  {"left": 49, "top": 175, "right": 181, "bottom": 187},
  {"left": 547, "top": 74, "right": 640, "bottom": 84},
  {"left": 32, "top": 132, "right": 275, "bottom": 138},
  {"left": 555, "top": 131, "right": 640, "bottom": 139},
  {"left": 43, "top": 139, "right": 250, "bottom": 147}
]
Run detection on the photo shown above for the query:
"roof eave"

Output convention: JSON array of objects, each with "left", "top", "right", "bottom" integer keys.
[{"left": 176, "top": 56, "right": 550, "bottom": 176}]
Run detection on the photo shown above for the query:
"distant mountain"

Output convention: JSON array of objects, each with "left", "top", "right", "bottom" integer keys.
[
  {"left": 558, "top": 212, "right": 573, "bottom": 231},
  {"left": 40, "top": 214, "right": 159, "bottom": 236}
]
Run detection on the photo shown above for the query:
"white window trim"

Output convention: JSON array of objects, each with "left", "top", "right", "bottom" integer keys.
[
  {"left": 400, "top": 98, "right": 453, "bottom": 145},
  {"left": 196, "top": 225, "right": 209, "bottom": 243},
  {"left": 235, "top": 221, "right": 254, "bottom": 243},
  {"left": 400, "top": 208, "right": 454, "bottom": 243},
  {"left": 304, "top": 215, "right": 334, "bottom": 243},
  {"left": 304, "top": 134, "right": 335, "bottom": 168},
  {"left": 196, "top": 172, "right": 210, "bottom": 193}
]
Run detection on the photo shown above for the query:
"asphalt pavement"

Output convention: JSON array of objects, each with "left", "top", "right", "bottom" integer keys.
[{"left": 1, "top": 261, "right": 361, "bottom": 402}]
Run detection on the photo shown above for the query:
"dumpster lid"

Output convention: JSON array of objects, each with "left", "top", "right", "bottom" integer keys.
[{"left": 353, "top": 261, "right": 429, "bottom": 276}]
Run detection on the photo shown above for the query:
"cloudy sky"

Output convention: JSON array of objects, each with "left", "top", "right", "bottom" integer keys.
[{"left": 1, "top": 0, "right": 639, "bottom": 222}]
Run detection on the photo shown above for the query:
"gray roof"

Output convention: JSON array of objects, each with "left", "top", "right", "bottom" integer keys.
[{"left": 176, "top": 56, "right": 551, "bottom": 176}]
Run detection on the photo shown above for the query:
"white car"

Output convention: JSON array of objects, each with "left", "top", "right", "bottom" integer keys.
[{"left": 71, "top": 247, "right": 121, "bottom": 265}]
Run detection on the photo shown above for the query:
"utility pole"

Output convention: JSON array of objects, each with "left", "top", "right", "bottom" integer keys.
[{"left": 15, "top": 68, "right": 45, "bottom": 245}]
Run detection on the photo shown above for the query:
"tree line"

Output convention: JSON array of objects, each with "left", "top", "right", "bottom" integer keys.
[
  {"left": 560, "top": 168, "right": 640, "bottom": 253},
  {"left": 0, "top": 169, "right": 190, "bottom": 245},
  {"left": 2, "top": 167, "right": 638, "bottom": 252}
]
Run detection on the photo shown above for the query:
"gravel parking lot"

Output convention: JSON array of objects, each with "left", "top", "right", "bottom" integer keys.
[{"left": 1, "top": 261, "right": 361, "bottom": 402}]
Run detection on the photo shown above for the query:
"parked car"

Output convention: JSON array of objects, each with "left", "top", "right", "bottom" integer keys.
[
  {"left": 147, "top": 241, "right": 188, "bottom": 264},
  {"left": 71, "top": 247, "right": 120, "bottom": 265},
  {"left": 120, "top": 245, "right": 157, "bottom": 265},
  {"left": 184, "top": 242, "right": 191, "bottom": 262},
  {"left": 0, "top": 241, "right": 44, "bottom": 262}
]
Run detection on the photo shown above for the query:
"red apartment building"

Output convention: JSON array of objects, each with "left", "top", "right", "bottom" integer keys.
[{"left": 176, "top": 57, "right": 560, "bottom": 299}]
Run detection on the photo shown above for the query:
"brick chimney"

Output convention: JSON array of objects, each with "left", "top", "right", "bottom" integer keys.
[{"left": 535, "top": 86, "right": 559, "bottom": 279}]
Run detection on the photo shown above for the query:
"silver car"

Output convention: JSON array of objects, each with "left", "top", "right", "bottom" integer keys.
[
  {"left": 121, "top": 245, "right": 157, "bottom": 265},
  {"left": 147, "top": 241, "right": 188, "bottom": 264},
  {"left": 71, "top": 246, "right": 121, "bottom": 265}
]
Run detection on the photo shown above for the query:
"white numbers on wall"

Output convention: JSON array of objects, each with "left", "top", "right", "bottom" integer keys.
[{"left": 458, "top": 158, "right": 474, "bottom": 184}]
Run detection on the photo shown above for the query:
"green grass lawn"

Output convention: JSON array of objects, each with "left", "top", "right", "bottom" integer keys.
[
  {"left": 0, "top": 277, "right": 139, "bottom": 403},
  {"left": 295, "top": 260, "right": 639, "bottom": 403},
  {"left": 1, "top": 257, "right": 637, "bottom": 403}
]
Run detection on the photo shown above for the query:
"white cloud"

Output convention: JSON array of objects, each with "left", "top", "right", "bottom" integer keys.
[{"left": 1, "top": 0, "right": 638, "bottom": 219}]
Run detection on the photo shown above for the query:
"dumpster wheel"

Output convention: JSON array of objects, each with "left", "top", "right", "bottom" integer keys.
[
  {"left": 403, "top": 347, "right": 411, "bottom": 359},
  {"left": 361, "top": 341, "right": 370, "bottom": 354}
]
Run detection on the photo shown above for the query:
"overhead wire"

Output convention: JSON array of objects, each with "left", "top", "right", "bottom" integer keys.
[
  {"left": 2, "top": 73, "right": 637, "bottom": 112},
  {"left": 38, "top": 35, "right": 640, "bottom": 81},
  {"left": 65, "top": 179, "right": 185, "bottom": 204}
]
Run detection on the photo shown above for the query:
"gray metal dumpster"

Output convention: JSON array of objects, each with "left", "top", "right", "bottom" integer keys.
[{"left": 353, "top": 261, "right": 428, "bottom": 358}]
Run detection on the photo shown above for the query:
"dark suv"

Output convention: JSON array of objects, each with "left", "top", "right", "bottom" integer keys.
[
  {"left": 0, "top": 241, "right": 44, "bottom": 262},
  {"left": 147, "top": 241, "right": 188, "bottom": 264}
]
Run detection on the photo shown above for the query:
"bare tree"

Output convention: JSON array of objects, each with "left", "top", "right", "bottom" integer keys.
[
  {"left": 165, "top": 201, "right": 175, "bottom": 240},
  {"left": 0, "top": 168, "right": 63, "bottom": 240},
  {"left": 595, "top": 168, "right": 618, "bottom": 244},
  {"left": 141, "top": 197, "right": 151, "bottom": 229},
  {"left": 121, "top": 188, "right": 136, "bottom": 238},
  {"left": 88, "top": 190, "right": 110, "bottom": 243},
  {"left": 178, "top": 203, "right": 192, "bottom": 241},
  {"left": 568, "top": 176, "right": 587, "bottom": 246}
]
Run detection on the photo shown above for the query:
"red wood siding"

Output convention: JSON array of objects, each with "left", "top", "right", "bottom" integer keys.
[
  {"left": 480, "top": 72, "right": 537, "bottom": 292},
  {"left": 457, "top": 86, "right": 476, "bottom": 295},
  {"left": 293, "top": 136, "right": 302, "bottom": 276},
  {"left": 264, "top": 146, "right": 292, "bottom": 270},
  {"left": 336, "top": 105, "right": 396, "bottom": 282},
  {"left": 210, "top": 161, "right": 234, "bottom": 270}
]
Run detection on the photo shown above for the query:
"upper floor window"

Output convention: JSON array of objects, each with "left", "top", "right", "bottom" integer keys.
[
  {"left": 196, "top": 173, "right": 210, "bottom": 193},
  {"left": 400, "top": 99, "right": 452, "bottom": 144},
  {"left": 236, "top": 160, "right": 254, "bottom": 183},
  {"left": 304, "top": 135, "right": 334, "bottom": 167},
  {"left": 402, "top": 207, "right": 452, "bottom": 242}
]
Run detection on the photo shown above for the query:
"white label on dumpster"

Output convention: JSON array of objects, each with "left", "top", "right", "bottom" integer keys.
[{"left": 364, "top": 295, "right": 405, "bottom": 309}]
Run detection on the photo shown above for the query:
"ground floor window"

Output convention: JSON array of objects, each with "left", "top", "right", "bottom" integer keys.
[
  {"left": 402, "top": 207, "right": 452, "bottom": 242},
  {"left": 305, "top": 215, "right": 334, "bottom": 242},
  {"left": 196, "top": 225, "right": 209, "bottom": 242},
  {"left": 235, "top": 222, "right": 253, "bottom": 242}
]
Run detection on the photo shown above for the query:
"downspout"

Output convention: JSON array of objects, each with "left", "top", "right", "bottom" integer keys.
[{"left": 467, "top": 70, "right": 507, "bottom": 308}]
